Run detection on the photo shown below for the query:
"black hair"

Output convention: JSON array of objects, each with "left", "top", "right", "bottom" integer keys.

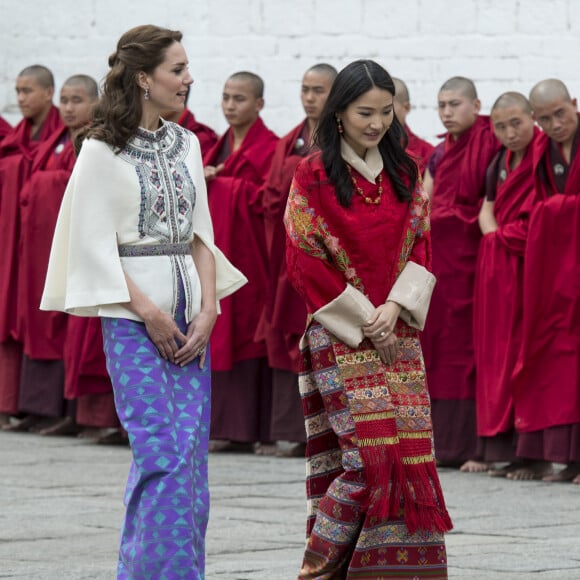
[{"left": 313, "top": 59, "right": 417, "bottom": 206}]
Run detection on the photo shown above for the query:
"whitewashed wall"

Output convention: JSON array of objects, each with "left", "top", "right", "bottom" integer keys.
[{"left": 1, "top": 0, "right": 580, "bottom": 143}]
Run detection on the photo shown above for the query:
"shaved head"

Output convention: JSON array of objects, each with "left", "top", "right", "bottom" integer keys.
[
  {"left": 392, "top": 78, "right": 410, "bottom": 104},
  {"left": 18, "top": 64, "right": 54, "bottom": 89},
  {"left": 529, "top": 79, "right": 578, "bottom": 145},
  {"left": 492, "top": 92, "right": 532, "bottom": 115},
  {"left": 439, "top": 76, "right": 478, "bottom": 100},
  {"left": 529, "top": 78, "right": 572, "bottom": 108},
  {"left": 307, "top": 63, "right": 337, "bottom": 80},
  {"left": 228, "top": 71, "right": 264, "bottom": 98},
  {"left": 490, "top": 92, "right": 535, "bottom": 153},
  {"left": 63, "top": 75, "right": 99, "bottom": 100}
]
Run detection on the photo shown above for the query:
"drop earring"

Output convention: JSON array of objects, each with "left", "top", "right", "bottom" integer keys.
[
  {"left": 144, "top": 87, "right": 150, "bottom": 101},
  {"left": 336, "top": 117, "right": 343, "bottom": 134}
]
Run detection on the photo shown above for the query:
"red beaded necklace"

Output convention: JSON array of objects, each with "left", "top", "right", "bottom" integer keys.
[{"left": 347, "top": 165, "right": 383, "bottom": 205}]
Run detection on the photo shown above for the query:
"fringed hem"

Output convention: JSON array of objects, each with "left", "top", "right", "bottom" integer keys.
[{"left": 357, "top": 444, "right": 452, "bottom": 534}]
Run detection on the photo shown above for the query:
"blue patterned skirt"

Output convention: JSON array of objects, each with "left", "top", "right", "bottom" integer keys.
[{"left": 101, "top": 302, "right": 210, "bottom": 579}]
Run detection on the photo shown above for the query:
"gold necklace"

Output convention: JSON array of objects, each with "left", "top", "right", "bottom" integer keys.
[{"left": 347, "top": 165, "right": 383, "bottom": 205}]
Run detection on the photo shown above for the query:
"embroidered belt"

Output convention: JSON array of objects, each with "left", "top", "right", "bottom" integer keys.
[{"left": 118, "top": 242, "right": 192, "bottom": 257}]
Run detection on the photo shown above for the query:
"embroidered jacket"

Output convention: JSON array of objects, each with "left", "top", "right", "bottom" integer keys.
[
  {"left": 42, "top": 121, "right": 245, "bottom": 322},
  {"left": 284, "top": 148, "right": 434, "bottom": 346}
]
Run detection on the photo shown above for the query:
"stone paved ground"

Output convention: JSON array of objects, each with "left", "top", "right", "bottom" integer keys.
[{"left": 1, "top": 432, "right": 579, "bottom": 579}]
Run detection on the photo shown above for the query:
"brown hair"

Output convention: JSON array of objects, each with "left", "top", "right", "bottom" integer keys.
[{"left": 77, "top": 24, "right": 182, "bottom": 153}]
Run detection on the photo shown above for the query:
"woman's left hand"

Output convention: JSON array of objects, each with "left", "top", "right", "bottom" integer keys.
[
  {"left": 364, "top": 301, "right": 402, "bottom": 365},
  {"left": 363, "top": 301, "right": 402, "bottom": 342},
  {"left": 174, "top": 309, "right": 217, "bottom": 368}
]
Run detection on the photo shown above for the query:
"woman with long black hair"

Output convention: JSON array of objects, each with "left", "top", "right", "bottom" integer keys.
[{"left": 285, "top": 59, "right": 452, "bottom": 578}]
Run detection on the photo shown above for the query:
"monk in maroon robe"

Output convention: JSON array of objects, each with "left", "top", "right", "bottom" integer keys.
[
  {"left": 203, "top": 72, "right": 279, "bottom": 451},
  {"left": 162, "top": 86, "right": 218, "bottom": 157},
  {"left": 6, "top": 76, "right": 94, "bottom": 433},
  {"left": 512, "top": 79, "right": 580, "bottom": 485},
  {"left": 421, "top": 77, "right": 500, "bottom": 471},
  {"left": 0, "top": 116, "right": 11, "bottom": 143},
  {"left": 473, "top": 92, "right": 552, "bottom": 479},
  {"left": 258, "top": 64, "right": 336, "bottom": 456},
  {"left": 392, "top": 78, "right": 434, "bottom": 175},
  {"left": 0, "top": 65, "right": 62, "bottom": 428}
]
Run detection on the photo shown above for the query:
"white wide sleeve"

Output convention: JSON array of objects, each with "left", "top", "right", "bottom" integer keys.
[
  {"left": 387, "top": 261, "right": 436, "bottom": 331},
  {"left": 41, "top": 139, "right": 130, "bottom": 315},
  {"left": 313, "top": 284, "right": 376, "bottom": 348},
  {"left": 187, "top": 136, "right": 247, "bottom": 300}
]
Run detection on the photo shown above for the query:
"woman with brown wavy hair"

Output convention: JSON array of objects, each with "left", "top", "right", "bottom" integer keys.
[{"left": 42, "top": 24, "right": 246, "bottom": 578}]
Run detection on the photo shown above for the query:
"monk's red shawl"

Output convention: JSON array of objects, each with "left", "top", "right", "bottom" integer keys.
[
  {"left": 512, "top": 131, "right": 580, "bottom": 432},
  {"left": 474, "top": 130, "right": 539, "bottom": 437},
  {"left": 17, "top": 125, "right": 75, "bottom": 359},
  {"left": 0, "top": 106, "right": 63, "bottom": 342},
  {"left": 203, "top": 117, "right": 278, "bottom": 371},
  {"left": 421, "top": 116, "right": 500, "bottom": 400}
]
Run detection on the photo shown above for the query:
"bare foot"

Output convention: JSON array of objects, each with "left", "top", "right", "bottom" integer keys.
[
  {"left": 542, "top": 463, "right": 580, "bottom": 483},
  {"left": 573, "top": 474, "right": 580, "bottom": 485},
  {"left": 96, "top": 428, "right": 129, "bottom": 446},
  {"left": 275, "top": 441, "right": 306, "bottom": 458},
  {"left": 2, "top": 414, "right": 43, "bottom": 432},
  {"left": 506, "top": 460, "right": 553, "bottom": 481},
  {"left": 77, "top": 427, "right": 114, "bottom": 440},
  {"left": 254, "top": 442, "right": 277, "bottom": 456},
  {"left": 459, "top": 460, "right": 494, "bottom": 473},
  {"left": 39, "top": 417, "right": 80, "bottom": 437},
  {"left": 208, "top": 440, "right": 253, "bottom": 453},
  {"left": 488, "top": 462, "right": 523, "bottom": 478}
]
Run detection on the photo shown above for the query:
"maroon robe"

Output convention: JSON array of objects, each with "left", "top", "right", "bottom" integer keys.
[
  {"left": 0, "top": 106, "right": 62, "bottom": 414},
  {"left": 204, "top": 117, "right": 278, "bottom": 443},
  {"left": 257, "top": 120, "right": 311, "bottom": 443},
  {"left": 18, "top": 126, "right": 74, "bottom": 360},
  {"left": 203, "top": 117, "right": 278, "bottom": 371},
  {"left": 178, "top": 109, "right": 218, "bottom": 159},
  {"left": 511, "top": 130, "right": 580, "bottom": 463},
  {"left": 473, "top": 131, "right": 539, "bottom": 446},
  {"left": 405, "top": 124, "right": 434, "bottom": 176},
  {"left": 0, "top": 106, "right": 63, "bottom": 342},
  {"left": 0, "top": 116, "right": 12, "bottom": 143},
  {"left": 260, "top": 120, "right": 310, "bottom": 372},
  {"left": 422, "top": 116, "right": 500, "bottom": 462}
]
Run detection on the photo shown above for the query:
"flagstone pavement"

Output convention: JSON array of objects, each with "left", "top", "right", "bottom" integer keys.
[{"left": 0, "top": 432, "right": 579, "bottom": 579}]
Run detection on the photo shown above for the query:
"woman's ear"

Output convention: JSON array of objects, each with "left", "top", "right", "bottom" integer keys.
[{"left": 136, "top": 71, "right": 149, "bottom": 91}]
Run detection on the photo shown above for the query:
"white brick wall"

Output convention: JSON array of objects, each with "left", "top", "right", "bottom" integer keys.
[{"left": 1, "top": 0, "right": 579, "bottom": 144}]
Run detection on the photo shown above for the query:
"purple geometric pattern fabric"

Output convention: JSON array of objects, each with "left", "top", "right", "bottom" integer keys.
[{"left": 102, "top": 315, "right": 210, "bottom": 579}]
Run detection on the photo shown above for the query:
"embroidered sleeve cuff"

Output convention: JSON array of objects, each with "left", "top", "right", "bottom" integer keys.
[
  {"left": 313, "top": 284, "right": 375, "bottom": 348},
  {"left": 387, "top": 261, "right": 436, "bottom": 331}
]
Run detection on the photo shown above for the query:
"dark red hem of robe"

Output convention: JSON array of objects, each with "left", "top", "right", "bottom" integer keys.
[
  {"left": 0, "top": 339, "right": 23, "bottom": 414},
  {"left": 178, "top": 109, "right": 218, "bottom": 159},
  {"left": 76, "top": 392, "right": 119, "bottom": 428},
  {"left": 18, "top": 126, "right": 75, "bottom": 359},
  {"left": 203, "top": 117, "right": 278, "bottom": 371},
  {"left": 257, "top": 120, "right": 309, "bottom": 372},
  {"left": 474, "top": 132, "right": 539, "bottom": 437},
  {"left": 64, "top": 317, "right": 112, "bottom": 399},
  {"left": 421, "top": 116, "right": 500, "bottom": 401},
  {"left": 512, "top": 131, "right": 580, "bottom": 433}
]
